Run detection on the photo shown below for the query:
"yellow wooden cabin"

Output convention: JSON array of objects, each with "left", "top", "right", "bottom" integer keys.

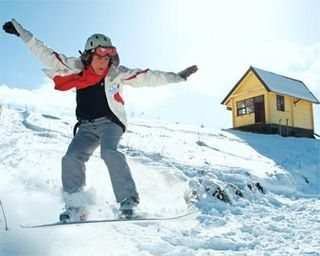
[{"left": 221, "top": 66, "right": 319, "bottom": 138}]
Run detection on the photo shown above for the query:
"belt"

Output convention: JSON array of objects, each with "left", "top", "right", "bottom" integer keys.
[
  {"left": 73, "top": 116, "right": 126, "bottom": 136},
  {"left": 73, "top": 116, "right": 108, "bottom": 136},
  {"left": 78, "top": 116, "right": 108, "bottom": 123}
]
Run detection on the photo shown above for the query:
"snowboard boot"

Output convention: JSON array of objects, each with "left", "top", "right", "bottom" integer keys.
[
  {"left": 119, "top": 197, "right": 140, "bottom": 219},
  {"left": 59, "top": 207, "right": 88, "bottom": 223}
]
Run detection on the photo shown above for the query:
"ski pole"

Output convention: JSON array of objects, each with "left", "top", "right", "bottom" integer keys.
[{"left": 0, "top": 200, "right": 9, "bottom": 231}]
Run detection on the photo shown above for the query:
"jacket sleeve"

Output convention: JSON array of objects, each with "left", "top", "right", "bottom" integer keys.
[
  {"left": 118, "top": 66, "right": 186, "bottom": 88},
  {"left": 11, "top": 19, "right": 82, "bottom": 74}
]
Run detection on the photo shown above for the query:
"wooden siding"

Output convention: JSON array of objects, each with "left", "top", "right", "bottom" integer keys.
[
  {"left": 268, "top": 92, "right": 293, "bottom": 126},
  {"left": 268, "top": 92, "right": 313, "bottom": 129},
  {"left": 292, "top": 100, "right": 313, "bottom": 129}
]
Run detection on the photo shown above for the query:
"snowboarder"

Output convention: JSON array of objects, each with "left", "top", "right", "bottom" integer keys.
[{"left": 3, "top": 19, "right": 198, "bottom": 222}]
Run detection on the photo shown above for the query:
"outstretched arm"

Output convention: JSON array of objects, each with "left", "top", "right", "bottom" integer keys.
[
  {"left": 120, "top": 65, "right": 198, "bottom": 88},
  {"left": 2, "top": 19, "right": 82, "bottom": 74}
]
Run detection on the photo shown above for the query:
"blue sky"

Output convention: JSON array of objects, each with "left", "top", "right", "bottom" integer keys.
[{"left": 0, "top": 0, "right": 320, "bottom": 132}]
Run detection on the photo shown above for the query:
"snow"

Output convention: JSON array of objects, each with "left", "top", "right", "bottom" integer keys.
[{"left": 0, "top": 96, "right": 320, "bottom": 255}]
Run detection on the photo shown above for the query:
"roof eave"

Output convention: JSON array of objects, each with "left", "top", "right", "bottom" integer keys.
[
  {"left": 250, "top": 66, "right": 272, "bottom": 92},
  {"left": 221, "top": 66, "right": 272, "bottom": 105},
  {"left": 221, "top": 67, "right": 252, "bottom": 105}
]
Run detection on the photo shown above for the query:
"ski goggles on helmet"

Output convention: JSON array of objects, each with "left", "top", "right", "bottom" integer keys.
[{"left": 94, "top": 47, "right": 117, "bottom": 57}]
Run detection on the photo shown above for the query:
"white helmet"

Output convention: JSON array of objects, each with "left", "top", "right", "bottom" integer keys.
[{"left": 84, "top": 33, "right": 114, "bottom": 52}]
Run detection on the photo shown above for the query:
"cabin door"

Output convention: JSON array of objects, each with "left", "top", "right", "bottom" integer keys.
[{"left": 254, "top": 96, "right": 265, "bottom": 123}]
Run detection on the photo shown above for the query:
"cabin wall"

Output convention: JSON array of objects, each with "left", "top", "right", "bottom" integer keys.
[
  {"left": 268, "top": 92, "right": 314, "bottom": 130},
  {"left": 268, "top": 92, "right": 292, "bottom": 126},
  {"left": 230, "top": 71, "right": 267, "bottom": 128},
  {"left": 292, "top": 100, "right": 314, "bottom": 129}
]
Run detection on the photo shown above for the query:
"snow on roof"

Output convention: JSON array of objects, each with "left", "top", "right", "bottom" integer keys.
[{"left": 252, "top": 67, "right": 320, "bottom": 104}]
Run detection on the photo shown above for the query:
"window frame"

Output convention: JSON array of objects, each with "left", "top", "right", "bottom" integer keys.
[
  {"left": 276, "top": 95, "right": 285, "bottom": 111},
  {"left": 236, "top": 95, "right": 265, "bottom": 116},
  {"left": 236, "top": 98, "right": 254, "bottom": 116}
]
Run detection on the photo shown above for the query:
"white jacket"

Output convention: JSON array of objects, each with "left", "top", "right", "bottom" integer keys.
[{"left": 11, "top": 19, "right": 185, "bottom": 128}]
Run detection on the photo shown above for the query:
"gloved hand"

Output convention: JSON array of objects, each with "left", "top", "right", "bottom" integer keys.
[
  {"left": 178, "top": 65, "right": 198, "bottom": 80},
  {"left": 3, "top": 21, "right": 20, "bottom": 36},
  {"left": 3, "top": 19, "right": 32, "bottom": 42}
]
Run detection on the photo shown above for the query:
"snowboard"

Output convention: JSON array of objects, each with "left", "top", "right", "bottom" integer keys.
[{"left": 20, "top": 210, "right": 199, "bottom": 229}]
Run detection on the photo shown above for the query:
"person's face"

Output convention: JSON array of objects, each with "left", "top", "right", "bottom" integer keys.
[{"left": 90, "top": 54, "right": 110, "bottom": 75}]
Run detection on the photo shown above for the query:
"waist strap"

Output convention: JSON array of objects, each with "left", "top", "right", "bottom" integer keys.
[
  {"left": 78, "top": 116, "right": 108, "bottom": 123},
  {"left": 73, "top": 116, "right": 125, "bottom": 136}
]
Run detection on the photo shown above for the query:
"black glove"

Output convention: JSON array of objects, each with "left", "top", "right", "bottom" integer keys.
[
  {"left": 178, "top": 65, "right": 198, "bottom": 80},
  {"left": 3, "top": 21, "right": 20, "bottom": 37}
]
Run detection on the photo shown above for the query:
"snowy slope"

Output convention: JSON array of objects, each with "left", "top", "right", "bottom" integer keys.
[{"left": 0, "top": 105, "right": 320, "bottom": 256}]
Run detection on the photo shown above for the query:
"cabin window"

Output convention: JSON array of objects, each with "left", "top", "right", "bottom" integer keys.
[
  {"left": 236, "top": 98, "right": 254, "bottom": 116},
  {"left": 276, "top": 95, "right": 285, "bottom": 111}
]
